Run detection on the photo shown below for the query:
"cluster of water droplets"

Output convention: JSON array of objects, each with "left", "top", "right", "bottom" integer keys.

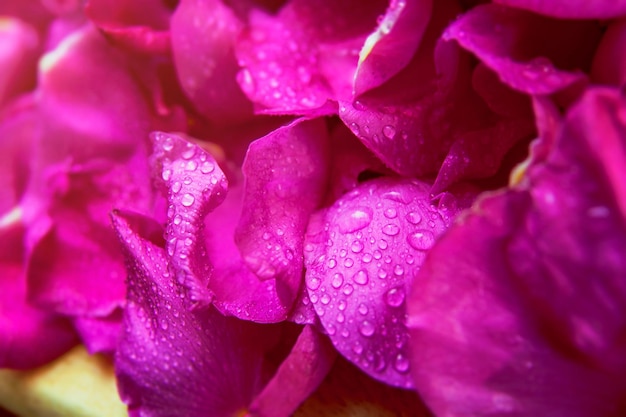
[{"left": 303, "top": 178, "right": 453, "bottom": 388}]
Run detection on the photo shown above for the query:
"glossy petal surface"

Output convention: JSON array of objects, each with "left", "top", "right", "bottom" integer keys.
[
  {"left": 113, "top": 210, "right": 279, "bottom": 417},
  {"left": 493, "top": 0, "right": 626, "bottom": 19},
  {"left": 304, "top": 177, "right": 473, "bottom": 388},
  {"left": 408, "top": 87, "right": 626, "bottom": 417}
]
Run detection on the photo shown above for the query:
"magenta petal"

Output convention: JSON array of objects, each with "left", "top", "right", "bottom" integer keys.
[
  {"left": 235, "top": 0, "right": 386, "bottom": 113},
  {"left": 354, "top": 0, "right": 432, "bottom": 96},
  {"left": 150, "top": 131, "right": 228, "bottom": 305},
  {"left": 236, "top": 118, "right": 329, "bottom": 282},
  {"left": 304, "top": 177, "right": 473, "bottom": 388},
  {"left": 171, "top": 0, "right": 253, "bottom": 123},
  {"left": 249, "top": 326, "right": 337, "bottom": 417},
  {"left": 73, "top": 308, "right": 123, "bottom": 355},
  {"left": 493, "top": 0, "right": 626, "bottom": 19},
  {"left": 0, "top": 17, "right": 39, "bottom": 107},
  {"left": 202, "top": 119, "right": 329, "bottom": 322},
  {"left": 112, "top": 210, "right": 280, "bottom": 417},
  {"left": 591, "top": 18, "right": 626, "bottom": 87},
  {"left": 0, "top": 221, "right": 77, "bottom": 370},
  {"left": 407, "top": 88, "right": 626, "bottom": 416},
  {"left": 444, "top": 4, "right": 599, "bottom": 95}
]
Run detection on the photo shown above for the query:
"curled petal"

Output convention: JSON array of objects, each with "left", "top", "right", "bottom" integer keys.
[
  {"left": 112, "top": 210, "right": 280, "bottom": 417},
  {"left": 591, "top": 18, "right": 626, "bottom": 87},
  {"left": 150, "top": 131, "right": 228, "bottom": 306}
]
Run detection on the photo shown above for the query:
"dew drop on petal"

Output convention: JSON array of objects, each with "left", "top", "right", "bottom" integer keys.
[
  {"left": 359, "top": 321, "right": 375, "bottom": 337},
  {"left": 382, "top": 223, "right": 400, "bottom": 236},
  {"left": 331, "top": 273, "right": 344, "bottom": 289},
  {"left": 407, "top": 230, "right": 435, "bottom": 250},
  {"left": 406, "top": 211, "right": 422, "bottom": 224},
  {"left": 353, "top": 270, "right": 369, "bottom": 285},
  {"left": 394, "top": 353, "right": 410, "bottom": 373},
  {"left": 384, "top": 287, "right": 405, "bottom": 307},
  {"left": 338, "top": 207, "right": 373, "bottom": 233},
  {"left": 181, "top": 193, "right": 195, "bottom": 207}
]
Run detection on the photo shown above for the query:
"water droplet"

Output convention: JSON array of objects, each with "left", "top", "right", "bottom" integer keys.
[
  {"left": 344, "top": 258, "right": 354, "bottom": 268},
  {"left": 407, "top": 230, "right": 435, "bottom": 250},
  {"left": 382, "top": 224, "right": 400, "bottom": 236},
  {"left": 394, "top": 354, "right": 410, "bottom": 373},
  {"left": 384, "top": 287, "right": 405, "bottom": 307},
  {"left": 186, "top": 160, "right": 198, "bottom": 171},
  {"left": 162, "top": 137, "right": 174, "bottom": 151},
  {"left": 352, "top": 342, "right": 363, "bottom": 354},
  {"left": 378, "top": 240, "right": 388, "bottom": 250},
  {"left": 337, "top": 312, "right": 345, "bottom": 323},
  {"left": 162, "top": 169, "right": 172, "bottom": 181},
  {"left": 343, "top": 284, "right": 354, "bottom": 295},
  {"left": 393, "top": 265, "right": 404, "bottom": 276},
  {"left": 321, "top": 293, "right": 331, "bottom": 305},
  {"left": 383, "top": 191, "right": 411, "bottom": 204},
  {"left": 382, "top": 125, "right": 396, "bottom": 139},
  {"left": 200, "top": 161, "right": 214, "bottom": 173},
  {"left": 338, "top": 207, "right": 373, "bottom": 233},
  {"left": 406, "top": 211, "right": 422, "bottom": 224},
  {"left": 362, "top": 253, "right": 372, "bottom": 263},
  {"left": 338, "top": 300, "right": 347, "bottom": 311},
  {"left": 378, "top": 269, "right": 387, "bottom": 279},
  {"left": 327, "top": 258, "right": 337, "bottom": 269},
  {"left": 181, "top": 146, "right": 195, "bottom": 160},
  {"left": 331, "top": 273, "right": 344, "bottom": 289},
  {"left": 262, "top": 232, "right": 271, "bottom": 240},
  {"left": 181, "top": 193, "right": 195, "bottom": 207},
  {"left": 160, "top": 320, "right": 169, "bottom": 330},
  {"left": 349, "top": 122, "right": 360, "bottom": 135},
  {"left": 351, "top": 240, "right": 364, "bottom": 253},
  {"left": 358, "top": 303, "right": 368, "bottom": 315},
  {"left": 353, "top": 270, "right": 369, "bottom": 285},
  {"left": 384, "top": 208, "right": 397, "bottom": 219},
  {"left": 307, "top": 276, "right": 321, "bottom": 290},
  {"left": 373, "top": 250, "right": 382, "bottom": 260},
  {"left": 172, "top": 182, "right": 182, "bottom": 193},
  {"left": 359, "top": 321, "right": 375, "bottom": 337}
]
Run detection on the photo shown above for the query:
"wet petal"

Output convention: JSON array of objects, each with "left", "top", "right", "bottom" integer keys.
[
  {"left": 407, "top": 87, "right": 626, "bottom": 416},
  {"left": 235, "top": 0, "right": 386, "bottom": 113},
  {"left": 493, "top": 0, "right": 626, "bottom": 19},
  {"left": 171, "top": 0, "right": 253, "bottom": 123},
  {"left": 249, "top": 325, "right": 337, "bottom": 417},
  {"left": 112, "top": 210, "right": 280, "bottom": 417},
  {"left": 304, "top": 177, "right": 474, "bottom": 388},
  {"left": 203, "top": 118, "right": 329, "bottom": 322},
  {"left": 0, "top": 17, "right": 39, "bottom": 107},
  {"left": 150, "top": 131, "right": 228, "bottom": 306},
  {"left": 354, "top": 0, "right": 432, "bottom": 96},
  {"left": 444, "top": 4, "right": 601, "bottom": 95}
]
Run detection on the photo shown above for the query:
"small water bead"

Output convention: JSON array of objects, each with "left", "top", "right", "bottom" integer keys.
[
  {"left": 373, "top": 250, "right": 382, "bottom": 260},
  {"left": 341, "top": 329, "right": 350, "bottom": 338},
  {"left": 407, "top": 230, "right": 435, "bottom": 250},
  {"left": 338, "top": 207, "right": 373, "bottom": 233},
  {"left": 331, "top": 273, "right": 344, "bottom": 289},
  {"left": 183, "top": 176, "right": 192, "bottom": 185},
  {"left": 382, "top": 224, "right": 400, "bottom": 236},
  {"left": 385, "top": 287, "right": 406, "bottom": 308},
  {"left": 160, "top": 320, "right": 169, "bottom": 330},
  {"left": 358, "top": 303, "right": 369, "bottom": 315},
  {"left": 181, "top": 193, "right": 195, "bottom": 207},
  {"left": 321, "top": 294, "right": 331, "bottom": 305},
  {"left": 327, "top": 258, "right": 337, "bottom": 269},
  {"left": 310, "top": 293, "right": 319, "bottom": 303},
  {"left": 344, "top": 258, "right": 354, "bottom": 268},
  {"left": 352, "top": 342, "right": 364, "bottom": 354},
  {"left": 382, "top": 125, "right": 396, "bottom": 139},
  {"left": 336, "top": 312, "right": 345, "bottom": 323},
  {"left": 362, "top": 253, "right": 373, "bottom": 263},
  {"left": 326, "top": 324, "right": 336, "bottom": 335},
  {"left": 172, "top": 182, "right": 182, "bottom": 193},
  {"left": 378, "top": 239, "right": 388, "bottom": 250},
  {"left": 394, "top": 354, "right": 410, "bottom": 373},
  {"left": 200, "top": 161, "right": 215, "bottom": 174},
  {"left": 393, "top": 265, "right": 404, "bottom": 276},
  {"left": 162, "top": 169, "right": 172, "bottom": 181},
  {"left": 353, "top": 270, "right": 369, "bottom": 285},
  {"left": 359, "top": 321, "right": 375, "bottom": 337},
  {"left": 384, "top": 208, "right": 398, "bottom": 219},
  {"left": 406, "top": 211, "right": 422, "bottom": 224},
  {"left": 162, "top": 137, "right": 174, "bottom": 151},
  {"left": 185, "top": 160, "right": 198, "bottom": 171},
  {"left": 338, "top": 300, "right": 347, "bottom": 311},
  {"left": 307, "top": 276, "right": 321, "bottom": 290},
  {"left": 343, "top": 284, "right": 354, "bottom": 295},
  {"left": 378, "top": 269, "right": 388, "bottom": 279},
  {"left": 181, "top": 146, "right": 196, "bottom": 159},
  {"left": 351, "top": 240, "right": 364, "bottom": 253}
]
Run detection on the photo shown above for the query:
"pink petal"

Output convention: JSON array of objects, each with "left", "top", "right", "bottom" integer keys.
[
  {"left": 493, "top": 0, "right": 626, "bottom": 19},
  {"left": 112, "top": 210, "right": 280, "bottom": 417},
  {"left": 304, "top": 177, "right": 474, "bottom": 388},
  {"left": 235, "top": 0, "right": 386, "bottom": 113},
  {"left": 591, "top": 18, "right": 626, "bottom": 87},
  {"left": 0, "top": 17, "right": 39, "bottom": 107},
  {"left": 249, "top": 325, "right": 337, "bottom": 417},
  {"left": 407, "top": 87, "right": 626, "bottom": 416},
  {"left": 171, "top": 0, "right": 253, "bottom": 123},
  {"left": 354, "top": 0, "right": 432, "bottom": 96},
  {"left": 443, "top": 4, "right": 602, "bottom": 95}
]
